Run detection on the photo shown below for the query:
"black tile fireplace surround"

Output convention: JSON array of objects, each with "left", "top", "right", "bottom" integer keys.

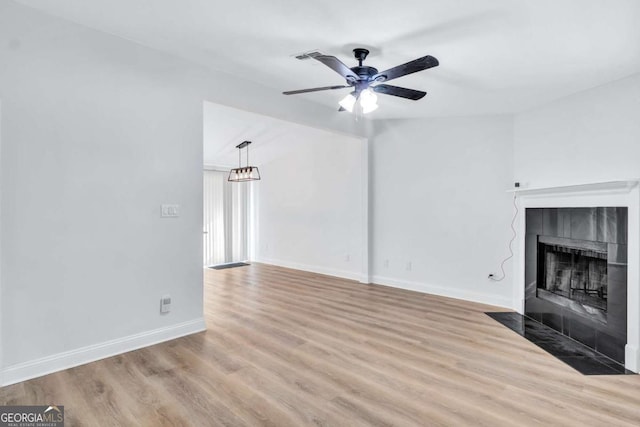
[{"left": 525, "top": 207, "right": 628, "bottom": 363}]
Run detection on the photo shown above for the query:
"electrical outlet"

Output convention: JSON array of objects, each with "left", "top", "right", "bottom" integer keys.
[
  {"left": 160, "top": 295, "right": 171, "bottom": 313},
  {"left": 406, "top": 261, "right": 412, "bottom": 271},
  {"left": 383, "top": 259, "right": 389, "bottom": 268},
  {"left": 345, "top": 254, "right": 351, "bottom": 262},
  {"left": 161, "top": 204, "right": 180, "bottom": 218}
]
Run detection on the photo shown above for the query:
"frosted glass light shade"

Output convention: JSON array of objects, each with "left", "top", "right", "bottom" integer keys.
[
  {"left": 339, "top": 93, "right": 357, "bottom": 112},
  {"left": 360, "top": 89, "right": 378, "bottom": 114}
]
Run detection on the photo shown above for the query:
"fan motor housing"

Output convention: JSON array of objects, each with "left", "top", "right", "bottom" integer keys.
[
  {"left": 350, "top": 48, "right": 378, "bottom": 83},
  {"left": 350, "top": 66, "right": 378, "bottom": 81}
]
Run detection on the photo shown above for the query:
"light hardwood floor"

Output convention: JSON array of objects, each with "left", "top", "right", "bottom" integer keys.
[{"left": 2, "top": 263, "right": 640, "bottom": 426}]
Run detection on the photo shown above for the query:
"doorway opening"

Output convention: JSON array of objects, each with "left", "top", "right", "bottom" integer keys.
[
  {"left": 203, "top": 168, "right": 250, "bottom": 268},
  {"left": 202, "top": 100, "right": 367, "bottom": 282}
]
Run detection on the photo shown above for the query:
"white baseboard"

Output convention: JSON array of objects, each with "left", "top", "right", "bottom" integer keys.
[
  {"left": 254, "top": 259, "right": 511, "bottom": 308},
  {"left": 371, "top": 275, "right": 513, "bottom": 309},
  {"left": 626, "top": 344, "right": 639, "bottom": 373},
  {"left": 255, "top": 257, "right": 366, "bottom": 282},
  {"left": 0, "top": 317, "right": 206, "bottom": 387}
]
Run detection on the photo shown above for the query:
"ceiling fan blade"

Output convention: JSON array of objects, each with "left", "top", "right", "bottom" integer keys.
[
  {"left": 312, "top": 54, "right": 359, "bottom": 82},
  {"left": 371, "top": 55, "right": 439, "bottom": 82},
  {"left": 372, "top": 84, "right": 426, "bottom": 100},
  {"left": 283, "top": 85, "right": 350, "bottom": 95}
]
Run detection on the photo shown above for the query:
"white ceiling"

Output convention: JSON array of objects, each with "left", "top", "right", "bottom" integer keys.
[
  {"left": 203, "top": 101, "right": 360, "bottom": 168},
  {"left": 15, "top": 0, "right": 640, "bottom": 119},
  {"left": 203, "top": 102, "right": 301, "bottom": 167}
]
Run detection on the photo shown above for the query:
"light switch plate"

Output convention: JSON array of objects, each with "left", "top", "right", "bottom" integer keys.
[{"left": 161, "top": 204, "right": 180, "bottom": 218}]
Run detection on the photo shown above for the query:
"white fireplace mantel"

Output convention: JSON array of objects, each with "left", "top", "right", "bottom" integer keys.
[
  {"left": 508, "top": 179, "right": 639, "bottom": 196},
  {"left": 512, "top": 179, "right": 640, "bottom": 372}
]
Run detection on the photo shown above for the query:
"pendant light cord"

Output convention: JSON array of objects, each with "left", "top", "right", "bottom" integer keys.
[{"left": 489, "top": 194, "right": 519, "bottom": 282}]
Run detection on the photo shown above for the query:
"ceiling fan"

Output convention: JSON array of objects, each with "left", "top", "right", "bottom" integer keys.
[{"left": 283, "top": 48, "right": 439, "bottom": 114}]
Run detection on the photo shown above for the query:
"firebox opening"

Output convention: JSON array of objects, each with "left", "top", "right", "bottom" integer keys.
[{"left": 537, "top": 240, "right": 608, "bottom": 312}]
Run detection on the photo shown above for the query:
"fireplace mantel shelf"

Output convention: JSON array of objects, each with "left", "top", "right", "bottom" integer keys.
[{"left": 507, "top": 180, "right": 640, "bottom": 196}]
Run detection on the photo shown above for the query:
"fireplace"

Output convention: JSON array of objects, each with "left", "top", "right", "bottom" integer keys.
[
  {"left": 525, "top": 207, "right": 627, "bottom": 363},
  {"left": 537, "top": 236, "right": 608, "bottom": 313}
]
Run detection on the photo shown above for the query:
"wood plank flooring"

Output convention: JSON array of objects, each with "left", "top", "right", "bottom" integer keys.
[{"left": 2, "top": 263, "right": 640, "bottom": 426}]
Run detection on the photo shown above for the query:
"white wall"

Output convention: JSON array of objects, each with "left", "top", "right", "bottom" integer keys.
[
  {"left": 255, "top": 126, "right": 366, "bottom": 281},
  {"left": 370, "top": 116, "right": 515, "bottom": 307},
  {"left": 0, "top": 1, "right": 205, "bottom": 381},
  {"left": 0, "top": 1, "right": 364, "bottom": 384},
  {"left": 514, "top": 73, "right": 640, "bottom": 188}
]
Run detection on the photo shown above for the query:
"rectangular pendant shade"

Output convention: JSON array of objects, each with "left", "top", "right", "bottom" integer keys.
[{"left": 228, "top": 166, "right": 261, "bottom": 182}]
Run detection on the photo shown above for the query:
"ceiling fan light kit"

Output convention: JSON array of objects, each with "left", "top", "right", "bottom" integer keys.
[
  {"left": 359, "top": 89, "right": 379, "bottom": 114},
  {"left": 283, "top": 48, "right": 438, "bottom": 114},
  {"left": 339, "top": 92, "right": 357, "bottom": 112},
  {"left": 228, "top": 141, "right": 261, "bottom": 182}
]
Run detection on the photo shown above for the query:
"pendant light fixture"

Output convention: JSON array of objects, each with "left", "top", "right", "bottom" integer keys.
[{"left": 228, "top": 141, "right": 261, "bottom": 182}]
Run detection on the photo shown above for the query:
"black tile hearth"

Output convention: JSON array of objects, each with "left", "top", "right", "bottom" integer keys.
[
  {"left": 559, "top": 356, "right": 624, "bottom": 375},
  {"left": 486, "top": 312, "right": 634, "bottom": 375}
]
